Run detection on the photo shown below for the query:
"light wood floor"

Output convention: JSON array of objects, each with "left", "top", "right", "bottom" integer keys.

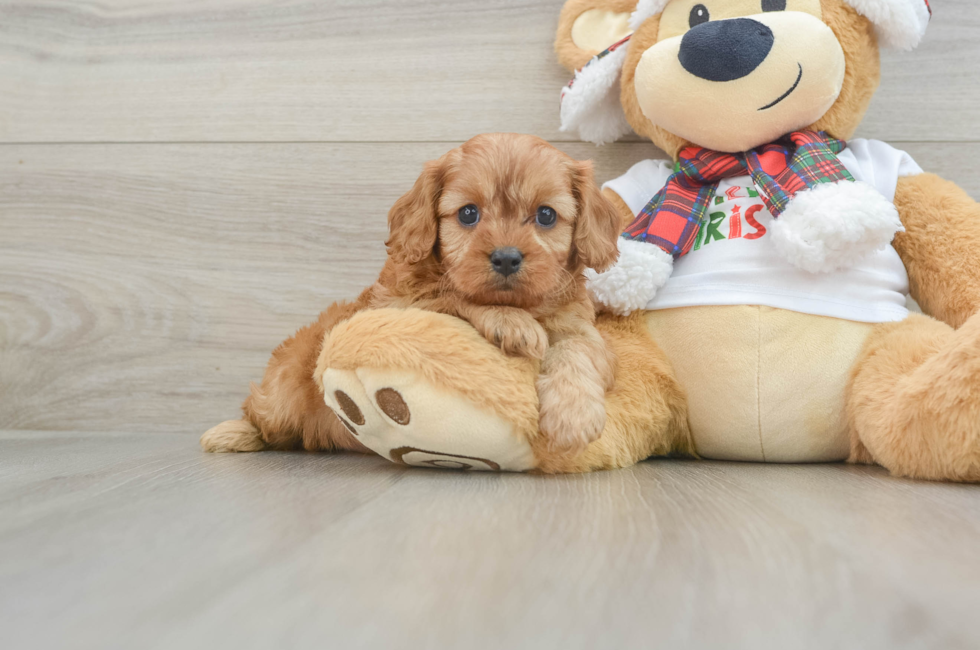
[
  {"left": 3, "top": 430, "right": 980, "bottom": 650},
  {"left": 2, "top": 1, "right": 980, "bottom": 648}
]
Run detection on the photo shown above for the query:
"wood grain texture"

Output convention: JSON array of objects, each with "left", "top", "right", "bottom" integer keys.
[
  {"left": 0, "top": 0, "right": 977, "bottom": 143},
  {"left": 2, "top": 141, "right": 978, "bottom": 434},
  {"left": 1, "top": 430, "right": 979, "bottom": 650},
  {"left": 0, "top": 141, "right": 660, "bottom": 433},
  {"left": 3, "top": 3, "right": 980, "bottom": 648}
]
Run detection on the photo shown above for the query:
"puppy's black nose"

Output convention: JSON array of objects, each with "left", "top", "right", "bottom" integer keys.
[
  {"left": 490, "top": 247, "right": 523, "bottom": 277},
  {"left": 679, "top": 18, "right": 774, "bottom": 82}
]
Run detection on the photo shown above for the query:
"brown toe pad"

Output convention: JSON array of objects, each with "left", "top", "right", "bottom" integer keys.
[
  {"left": 375, "top": 388, "right": 411, "bottom": 425},
  {"left": 334, "top": 390, "right": 365, "bottom": 426}
]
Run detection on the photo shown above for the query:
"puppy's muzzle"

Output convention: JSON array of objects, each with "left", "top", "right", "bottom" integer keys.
[{"left": 490, "top": 247, "right": 523, "bottom": 278}]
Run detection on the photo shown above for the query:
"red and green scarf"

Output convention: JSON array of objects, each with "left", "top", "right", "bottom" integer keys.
[{"left": 623, "top": 131, "right": 853, "bottom": 257}]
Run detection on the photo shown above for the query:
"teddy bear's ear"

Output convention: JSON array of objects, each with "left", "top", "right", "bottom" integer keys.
[{"left": 555, "top": 0, "right": 638, "bottom": 72}]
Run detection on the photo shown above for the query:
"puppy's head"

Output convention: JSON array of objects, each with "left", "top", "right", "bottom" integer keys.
[{"left": 386, "top": 133, "right": 620, "bottom": 307}]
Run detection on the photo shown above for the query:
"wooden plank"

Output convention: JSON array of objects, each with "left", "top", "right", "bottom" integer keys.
[
  {"left": 2, "top": 141, "right": 977, "bottom": 434},
  {"left": 0, "top": 141, "right": 658, "bottom": 433},
  {"left": 2, "top": 431, "right": 980, "bottom": 650},
  {"left": 0, "top": 0, "right": 977, "bottom": 144}
]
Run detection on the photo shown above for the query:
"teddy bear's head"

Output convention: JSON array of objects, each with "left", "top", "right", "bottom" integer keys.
[{"left": 556, "top": 0, "right": 931, "bottom": 155}]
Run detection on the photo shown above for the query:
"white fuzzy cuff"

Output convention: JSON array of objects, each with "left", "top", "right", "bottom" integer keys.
[
  {"left": 559, "top": 45, "right": 632, "bottom": 145},
  {"left": 631, "top": 1, "right": 929, "bottom": 50},
  {"left": 769, "top": 181, "right": 904, "bottom": 274},
  {"left": 630, "top": 0, "right": 670, "bottom": 29},
  {"left": 845, "top": 0, "right": 931, "bottom": 50},
  {"left": 585, "top": 239, "right": 674, "bottom": 316}
]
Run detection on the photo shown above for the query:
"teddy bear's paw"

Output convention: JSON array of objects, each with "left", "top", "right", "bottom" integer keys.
[
  {"left": 321, "top": 368, "right": 398, "bottom": 444},
  {"left": 536, "top": 373, "right": 607, "bottom": 457},
  {"left": 771, "top": 181, "right": 904, "bottom": 273},
  {"left": 201, "top": 419, "right": 267, "bottom": 453},
  {"left": 321, "top": 367, "right": 538, "bottom": 472}
]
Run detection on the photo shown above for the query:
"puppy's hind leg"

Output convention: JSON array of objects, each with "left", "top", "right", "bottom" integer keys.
[
  {"left": 201, "top": 419, "right": 267, "bottom": 453},
  {"left": 201, "top": 299, "right": 368, "bottom": 454}
]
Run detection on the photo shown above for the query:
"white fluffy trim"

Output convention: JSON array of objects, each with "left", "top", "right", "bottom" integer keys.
[
  {"left": 844, "top": 0, "right": 931, "bottom": 50},
  {"left": 630, "top": 0, "right": 929, "bottom": 50},
  {"left": 585, "top": 238, "right": 673, "bottom": 316},
  {"left": 769, "top": 181, "right": 904, "bottom": 274},
  {"left": 560, "top": 45, "right": 632, "bottom": 145},
  {"left": 629, "top": 0, "right": 669, "bottom": 30}
]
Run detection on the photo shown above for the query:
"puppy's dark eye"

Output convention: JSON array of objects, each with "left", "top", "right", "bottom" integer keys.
[
  {"left": 535, "top": 206, "right": 558, "bottom": 228},
  {"left": 457, "top": 204, "right": 480, "bottom": 227},
  {"left": 689, "top": 4, "right": 710, "bottom": 27},
  {"left": 762, "top": 0, "right": 787, "bottom": 10}
]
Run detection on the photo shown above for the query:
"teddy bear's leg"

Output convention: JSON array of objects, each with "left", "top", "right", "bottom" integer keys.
[
  {"left": 846, "top": 312, "right": 980, "bottom": 482},
  {"left": 317, "top": 308, "right": 692, "bottom": 473},
  {"left": 317, "top": 308, "right": 543, "bottom": 471}
]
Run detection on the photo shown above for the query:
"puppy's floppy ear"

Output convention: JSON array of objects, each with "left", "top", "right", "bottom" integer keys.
[
  {"left": 556, "top": 0, "right": 637, "bottom": 71},
  {"left": 571, "top": 160, "right": 621, "bottom": 273},
  {"left": 386, "top": 157, "right": 446, "bottom": 265}
]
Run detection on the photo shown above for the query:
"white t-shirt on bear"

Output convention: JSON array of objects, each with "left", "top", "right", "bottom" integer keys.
[{"left": 603, "top": 139, "right": 923, "bottom": 323}]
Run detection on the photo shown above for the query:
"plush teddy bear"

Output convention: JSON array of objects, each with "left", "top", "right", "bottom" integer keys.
[{"left": 263, "top": 0, "right": 980, "bottom": 479}]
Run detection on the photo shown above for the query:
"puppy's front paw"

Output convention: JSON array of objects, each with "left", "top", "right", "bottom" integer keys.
[
  {"left": 478, "top": 310, "right": 548, "bottom": 360},
  {"left": 536, "top": 375, "right": 606, "bottom": 457}
]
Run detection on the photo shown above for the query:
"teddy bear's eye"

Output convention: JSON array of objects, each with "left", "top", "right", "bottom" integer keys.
[
  {"left": 762, "top": 0, "right": 787, "bottom": 10},
  {"left": 689, "top": 4, "right": 710, "bottom": 27},
  {"left": 458, "top": 204, "right": 480, "bottom": 227}
]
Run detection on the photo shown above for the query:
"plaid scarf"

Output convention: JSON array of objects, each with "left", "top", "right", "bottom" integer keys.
[{"left": 623, "top": 131, "right": 854, "bottom": 257}]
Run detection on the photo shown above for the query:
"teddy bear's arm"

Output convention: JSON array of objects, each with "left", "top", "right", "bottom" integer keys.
[{"left": 893, "top": 173, "right": 980, "bottom": 329}]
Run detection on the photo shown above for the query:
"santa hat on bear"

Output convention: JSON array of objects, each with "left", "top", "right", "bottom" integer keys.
[
  {"left": 560, "top": 0, "right": 932, "bottom": 144},
  {"left": 630, "top": 0, "right": 931, "bottom": 48}
]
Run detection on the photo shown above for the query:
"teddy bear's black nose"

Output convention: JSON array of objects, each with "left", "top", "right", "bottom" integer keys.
[{"left": 679, "top": 18, "right": 774, "bottom": 82}]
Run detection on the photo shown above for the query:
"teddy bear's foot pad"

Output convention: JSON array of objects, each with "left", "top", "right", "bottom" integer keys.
[{"left": 321, "top": 367, "right": 537, "bottom": 472}]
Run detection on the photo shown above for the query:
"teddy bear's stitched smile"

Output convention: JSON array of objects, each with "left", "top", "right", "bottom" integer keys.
[{"left": 759, "top": 62, "right": 804, "bottom": 111}]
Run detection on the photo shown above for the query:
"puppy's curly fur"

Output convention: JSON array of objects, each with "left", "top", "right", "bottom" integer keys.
[{"left": 203, "top": 133, "right": 622, "bottom": 457}]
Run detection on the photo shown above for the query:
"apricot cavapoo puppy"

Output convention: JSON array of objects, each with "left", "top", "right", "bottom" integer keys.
[{"left": 203, "top": 133, "right": 622, "bottom": 458}]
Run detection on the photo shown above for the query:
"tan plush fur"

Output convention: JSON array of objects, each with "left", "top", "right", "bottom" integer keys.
[
  {"left": 623, "top": 2, "right": 879, "bottom": 158},
  {"left": 318, "top": 308, "right": 542, "bottom": 444},
  {"left": 203, "top": 133, "right": 622, "bottom": 457},
  {"left": 807, "top": 1, "right": 881, "bottom": 144},
  {"left": 846, "top": 175, "right": 980, "bottom": 482},
  {"left": 893, "top": 174, "right": 980, "bottom": 329},
  {"left": 555, "top": 1, "right": 880, "bottom": 159},
  {"left": 848, "top": 313, "right": 980, "bottom": 482},
  {"left": 313, "top": 307, "right": 692, "bottom": 473},
  {"left": 555, "top": 0, "right": 639, "bottom": 71},
  {"left": 549, "top": 0, "right": 980, "bottom": 480}
]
